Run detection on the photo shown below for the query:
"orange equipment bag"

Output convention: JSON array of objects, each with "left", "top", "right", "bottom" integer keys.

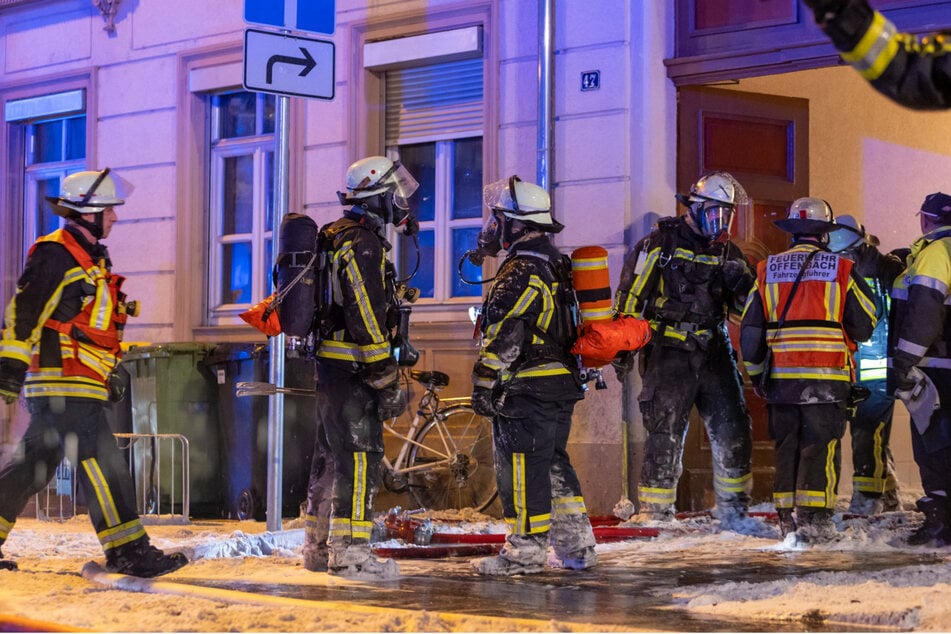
[
  {"left": 239, "top": 293, "right": 282, "bottom": 337},
  {"left": 571, "top": 315, "right": 652, "bottom": 368}
]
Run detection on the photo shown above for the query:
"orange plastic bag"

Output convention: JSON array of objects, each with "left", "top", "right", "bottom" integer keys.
[
  {"left": 571, "top": 315, "right": 652, "bottom": 367},
  {"left": 239, "top": 293, "right": 282, "bottom": 337}
]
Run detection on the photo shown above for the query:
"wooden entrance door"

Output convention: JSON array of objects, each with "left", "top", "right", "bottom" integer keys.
[{"left": 676, "top": 86, "right": 809, "bottom": 510}]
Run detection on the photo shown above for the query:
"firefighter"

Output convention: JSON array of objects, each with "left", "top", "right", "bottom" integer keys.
[
  {"left": 889, "top": 192, "right": 951, "bottom": 545},
  {"left": 827, "top": 215, "right": 905, "bottom": 515},
  {"left": 315, "top": 156, "right": 418, "bottom": 578},
  {"left": 0, "top": 169, "right": 187, "bottom": 577},
  {"left": 469, "top": 176, "right": 596, "bottom": 576},
  {"left": 740, "top": 198, "right": 876, "bottom": 543},
  {"left": 802, "top": 0, "right": 951, "bottom": 110},
  {"left": 614, "top": 172, "right": 758, "bottom": 532}
]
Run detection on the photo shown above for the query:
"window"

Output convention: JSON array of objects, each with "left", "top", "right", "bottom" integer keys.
[
  {"left": 393, "top": 138, "right": 483, "bottom": 299},
  {"left": 383, "top": 56, "right": 484, "bottom": 301},
  {"left": 23, "top": 115, "right": 87, "bottom": 249},
  {"left": 207, "top": 90, "right": 276, "bottom": 320}
]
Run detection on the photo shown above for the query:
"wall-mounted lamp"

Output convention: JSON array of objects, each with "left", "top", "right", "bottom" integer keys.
[{"left": 92, "top": 0, "right": 121, "bottom": 33}]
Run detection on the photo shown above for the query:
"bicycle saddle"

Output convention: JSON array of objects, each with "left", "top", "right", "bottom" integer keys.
[{"left": 410, "top": 370, "right": 449, "bottom": 388}]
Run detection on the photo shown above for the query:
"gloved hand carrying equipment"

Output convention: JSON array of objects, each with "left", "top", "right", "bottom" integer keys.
[
  {"left": 471, "top": 386, "right": 500, "bottom": 418},
  {"left": 377, "top": 382, "right": 407, "bottom": 420}
]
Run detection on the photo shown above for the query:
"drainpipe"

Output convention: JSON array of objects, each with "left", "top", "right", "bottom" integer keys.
[{"left": 537, "top": 0, "right": 554, "bottom": 192}]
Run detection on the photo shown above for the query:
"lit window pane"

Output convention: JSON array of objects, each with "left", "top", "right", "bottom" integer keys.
[
  {"left": 33, "top": 121, "right": 63, "bottom": 164},
  {"left": 65, "top": 117, "right": 86, "bottom": 161},
  {"left": 35, "top": 178, "right": 62, "bottom": 237},
  {"left": 223, "top": 155, "right": 254, "bottom": 234},
  {"left": 221, "top": 242, "right": 252, "bottom": 305},
  {"left": 265, "top": 151, "right": 274, "bottom": 232},
  {"left": 452, "top": 138, "right": 482, "bottom": 220},
  {"left": 264, "top": 238, "right": 273, "bottom": 292},
  {"left": 217, "top": 92, "right": 257, "bottom": 139},
  {"left": 400, "top": 230, "right": 434, "bottom": 299},
  {"left": 397, "top": 143, "right": 436, "bottom": 223},
  {"left": 452, "top": 227, "right": 482, "bottom": 297}
]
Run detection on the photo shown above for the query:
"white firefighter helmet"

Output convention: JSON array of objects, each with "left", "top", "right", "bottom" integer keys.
[
  {"left": 774, "top": 197, "right": 837, "bottom": 234},
  {"left": 676, "top": 171, "right": 747, "bottom": 239},
  {"left": 482, "top": 176, "right": 564, "bottom": 233},
  {"left": 341, "top": 155, "right": 419, "bottom": 209},
  {"left": 828, "top": 214, "right": 878, "bottom": 253},
  {"left": 46, "top": 169, "right": 129, "bottom": 217}
]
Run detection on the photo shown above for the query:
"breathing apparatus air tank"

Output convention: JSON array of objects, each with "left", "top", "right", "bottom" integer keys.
[
  {"left": 569, "top": 246, "right": 652, "bottom": 380},
  {"left": 275, "top": 213, "right": 320, "bottom": 353}
]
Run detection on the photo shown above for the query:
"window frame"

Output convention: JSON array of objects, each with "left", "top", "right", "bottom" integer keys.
[
  {"left": 349, "top": 2, "right": 498, "bottom": 319},
  {"left": 206, "top": 90, "right": 276, "bottom": 321},
  {"left": 0, "top": 72, "right": 95, "bottom": 305}
]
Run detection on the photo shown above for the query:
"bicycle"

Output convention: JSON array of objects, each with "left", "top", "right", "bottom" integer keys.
[
  {"left": 380, "top": 368, "right": 497, "bottom": 513},
  {"left": 236, "top": 368, "right": 497, "bottom": 513}
]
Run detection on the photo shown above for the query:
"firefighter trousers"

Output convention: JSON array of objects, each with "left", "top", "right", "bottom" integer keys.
[
  {"left": 637, "top": 341, "right": 753, "bottom": 511},
  {"left": 303, "top": 415, "right": 333, "bottom": 547},
  {"left": 768, "top": 401, "right": 847, "bottom": 511},
  {"left": 849, "top": 380, "right": 897, "bottom": 497},
  {"left": 0, "top": 396, "right": 146, "bottom": 554},
  {"left": 315, "top": 361, "right": 384, "bottom": 545},
  {"left": 493, "top": 393, "right": 587, "bottom": 538}
]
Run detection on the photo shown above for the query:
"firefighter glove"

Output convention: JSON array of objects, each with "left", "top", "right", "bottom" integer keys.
[
  {"left": 376, "top": 382, "right": 407, "bottom": 420},
  {"left": 471, "top": 386, "right": 499, "bottom": 418},
  {"left": 722, "top": 258, "right": 753, "bottom": 295},
  {"left": 0, "top": 360, "right": 26, "bottom": 404},
  {"left": 612, "top": 351, "right": 636, "bottom": 383}
]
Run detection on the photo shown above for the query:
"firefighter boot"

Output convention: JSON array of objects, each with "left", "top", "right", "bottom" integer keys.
[
  {"left": 0, "top": 545, "right": 17, "bottom": 571},
  {"left": 628, "top": 502, "right": 675, "bottom": 524},
  {"left": 105, "top": 537, "right": 188, "bottom": 578},
  {"left": 777, "top": 508, "right": 796, "bottom": 538},
  {"left": 882, "top": 487, "right": 902, "bottom": 512},
  {"left": 907, "top": 497, "right": 951, "bottom": 546},
  {"left": 303, "top": 542, "right": 329, "bottom": 572},
  {"left": 848, "top": 491, "right": 883, "bottom": 516},
  {"left": 328, "top": 540, "right": 399, "bottom": 579},
  {"left": 473, "top": 533, "right": 548, "bottom": 576},
  {"left": 793, "top": 508, "right": 838, "bottom": 545},
  {"left": 550, "top": 513, "right": 598, "bottom": 570}
]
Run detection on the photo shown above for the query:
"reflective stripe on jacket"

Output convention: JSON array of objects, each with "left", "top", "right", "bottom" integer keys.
[{"left": 1, "top": 228, "right": 127, "bottom": 400}]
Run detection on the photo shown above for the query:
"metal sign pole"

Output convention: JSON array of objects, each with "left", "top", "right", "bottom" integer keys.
[{"left": 266, "top": 93, "right": 291, "bottom": 532}]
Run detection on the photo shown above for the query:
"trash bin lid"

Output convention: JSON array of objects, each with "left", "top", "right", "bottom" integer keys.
[
  {"left": 204, "top": 343, "right": 268, "bottom": 366},
  {"left": 121, "top": 342, "right": 217, "bottom": 361}
]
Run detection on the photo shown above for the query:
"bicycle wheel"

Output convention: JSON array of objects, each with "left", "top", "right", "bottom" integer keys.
[{"left": 407, "top": 403, "right": 497, "bottom": 512}]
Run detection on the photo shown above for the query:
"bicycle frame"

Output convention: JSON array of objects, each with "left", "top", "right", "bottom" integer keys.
[{"left": 381, "top": 388, "right": 470, "bottom": 478}]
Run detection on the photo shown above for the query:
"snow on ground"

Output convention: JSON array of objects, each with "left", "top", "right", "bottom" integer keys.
[{"left": 4, "top": 498, "right": 951, "bottom": 632}]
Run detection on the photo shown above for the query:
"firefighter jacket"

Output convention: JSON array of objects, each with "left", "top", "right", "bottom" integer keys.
[
  {"left": 614, "top": 215, "right": 754, "bottom": 351},
  {"left": 889, "top": 225, "right": 951, "bottom": 391},
  {"left": 314, "top": 211, "right": 399, "bottom": 390},
  {"left": 851, "top": 244, "right": 904, "bottom": 383},
  {"left": 740, "top": 241, "right": 877, "bottom": 404},
  {"left": 0, "top": 226, "right": 131, "bottom": 401},
  {"left": 816, "top": 0, "right": 951, "bottom": 110},
  {"left": 473, "top": 235, "right": 583, "bottom": 402}
]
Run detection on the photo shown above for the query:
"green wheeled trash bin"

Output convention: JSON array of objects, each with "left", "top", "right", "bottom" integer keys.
[
  {"left": 123, "top": 343, "right": 220, "bottom": 518},
  {"left": 205, "top": 343, "right": 316, "bottom": 520}
]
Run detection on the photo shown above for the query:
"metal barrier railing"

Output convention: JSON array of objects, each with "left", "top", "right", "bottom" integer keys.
[
  {"left": 33, "top": 458, "right": 78, "bottom": 522},
  {"left": 113, "top": 432, "right": 190, "bottom": 521}
]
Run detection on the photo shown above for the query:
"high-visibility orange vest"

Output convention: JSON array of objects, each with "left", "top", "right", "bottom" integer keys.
[
  {"left": 28, "top": 229, "right": 129, "bottom": 386},
  {"left": 757, "top": 246, "right": 855, "bottom": 383}
]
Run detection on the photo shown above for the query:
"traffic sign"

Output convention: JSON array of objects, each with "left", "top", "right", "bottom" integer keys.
[
  {"left": 243, "top": 29, "right": 335, "bottom": 100},
  {"left": 245, "top": 0, "right": 335, "bottom": 36}
]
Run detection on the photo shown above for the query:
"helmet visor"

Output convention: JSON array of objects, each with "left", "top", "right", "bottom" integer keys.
[
  {"left": 827, "top": 226, "right": 864, "bottom": 254},
  {"left": 389, "top": 162, "right": 419, "bottom": 209},
  {"left": 697, "top": 202, "right": 735, "bottom": 239},
  {"left": 482, "top": 178, "right": 512, "bottom": 212}
]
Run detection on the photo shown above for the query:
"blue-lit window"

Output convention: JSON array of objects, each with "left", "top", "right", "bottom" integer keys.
[
  {"left": 23, "top": 115, "right": 87, "bottom": 251},
  {"left": 393, "top": 137, "right": 483, "bottom": 300},
  {"left": 208, "top": 91, "right": 275, "bottom": 316}
]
